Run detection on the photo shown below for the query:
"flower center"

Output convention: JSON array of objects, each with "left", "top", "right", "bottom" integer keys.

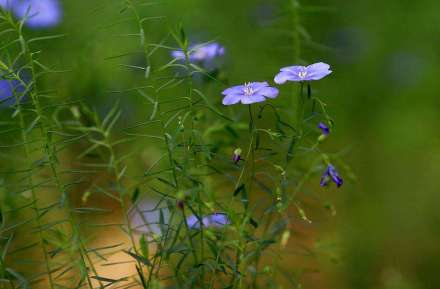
[
  {"left": 193, "top": 48, "right": 207, "bottom": 60},
  {"left": 243, "top": 82, "right": 255, "bottom": 96},
  {"left": 298, "top": 70, "right": 308, "bottom": 79}
]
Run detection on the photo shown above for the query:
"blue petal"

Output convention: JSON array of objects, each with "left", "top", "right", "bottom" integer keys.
[
  {"left": 186, "top": 215, "right": 200, "bottom": 229},
  {"left": 222, "top": 93, "right": 242, "bottom": 105},
  {"left": 187, "top": 213, "right": 230, "bottom": 230},
  {"left": 274, "top": 71, "right": 302, "bottom": 84},
  {"left": 205, "top": 213, "right": 230, "bottom": 228},
  {"left": 171, "top": 50, "right": 185, "bottom": 60},
  {"left": 249, "top": 81, "right": 269, "bottom": 90},
  {"left": 306, "top": 62, "right": 332, "bottom": 80},
  {"left": 241, "top": 94, "right": 266, "bottom": 104},
  {"left": 280, "top": 65, "right": 306, "bottom": 73},
  {"left": 222, "top": 85, "right": 244, "bottom": 95},
  {"left": 258, "top": 87, "right": 279, "bottom": 98},
  {"left": 13, "top": 0, "right": 62, "bottom": 29},
  {"left": 307, "top": 62, "right": 330, "bottom": 72}
]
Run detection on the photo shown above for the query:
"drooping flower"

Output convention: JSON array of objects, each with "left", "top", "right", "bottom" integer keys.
[
  {"left": 274, "top": 62, "right": 332, "bottom": 84},
  {"left": 318, "top": 122, "right": 330, "bottom": 136},
  {"left": 171, "top": 43, "right": 225, "bottom": 70},
  {"left": 186, "top": 212, "right": 230, "bottom": 230},
  {"left": 222, "top": 81, "right": 279, "bottom": 105},
  {"left": 320, "top": 164, "right": 343, "bottom": 188},
  {"left": 1, "top": 0, "right": 62, "bottom": 29}
]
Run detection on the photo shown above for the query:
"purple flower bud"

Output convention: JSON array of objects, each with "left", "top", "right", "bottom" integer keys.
[
  {"left": 232, "top": 148, "right": 242, "bottom": 164},
  {"left": 186, "top": 212, "right": 230, "bottom": 230},
  {"left": 222, "top": 81, "right": 279, "bottom": 105},
  {"left": 320, "top": 164, "right": 343, "bottom": 188},
  {"left": 318, "top": 122, "right": 330, "bottom": 136},
  {"left": 177, "top": 200, "right": 185, "bottom": 210},
  {"left": 275, "top": 62, "right": 332, "bottom": 84}
]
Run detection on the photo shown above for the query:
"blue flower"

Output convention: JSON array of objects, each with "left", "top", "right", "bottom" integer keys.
[
  {"left": 222, "top": 81, "right": 279, "bottom": 105},
  {"left": 0, "top": 0, "right": 11, "bottom": 9},
  {"left": 186, "top": 213, "right": 230, "bottom": 230},
  {"left": 171, "top": 42, "right": 225, "bottom": 70},
  {"left": 0, "top": 78, "right": 24, "bottom": 106},
  {"left": 129, "top": 199, "right": 170, "bottom": 237},
  {"left": 274, "top": 62, "right": 332, "bottom": 84},
  {"left": 318, "top": 122, "right": 330, "bottom": 136},
  {"left": 320, "top": 164, "right": 343, "bottom": 188},
  {"left": 1, "top": 0, "right": 62, "bottom": 29}
]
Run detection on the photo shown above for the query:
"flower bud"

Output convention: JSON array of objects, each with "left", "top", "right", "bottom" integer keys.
[{"left": 232, "top": 148, "right": 242, "bottom": 164}]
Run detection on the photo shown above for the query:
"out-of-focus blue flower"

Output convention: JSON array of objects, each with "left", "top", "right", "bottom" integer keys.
[
  {"left": 0, "top": 78, "right": 24, "bottom": 106},
  {"left": 250, "top": 2, "right": 277, "bottom": 27},
  {"left": 320, "top": 164, "right": 343, "bottom": 188},
  {"left": 187, "top": 212, "right": 230, "bottom": 230},
  {"left": 0, "top": 80, "right": 15, "bottom": 102},
  {"left": 0, "top": 0, "right": 12, "bottom": 9},
  {"left": 274, "top": 62, "right": 332, "bottom": 84},
  {"left": 129, "top": 199, "right": 170, "bottom": 237},
  {"left": 329, "top": 27, "right": 368, "bottom": 64},
  {"left": 222, "top": 81, "right": 279, "bottom": 105},
  {"left": 0, "top": 0, "right": 62, "bottom": 29},
  {"left": 171, "top": 43, "right": 225, "bottom": 70},
  {"left": 318, "top": 122, "right": 330, "bottom": 136},
  {"left": 387, "top": 51, "right": 425, "bottom": 90}
]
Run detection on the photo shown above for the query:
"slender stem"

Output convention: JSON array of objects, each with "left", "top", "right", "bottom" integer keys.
[
  {"left": 106, "top": 138, "right": 143, "bottom": 262},
  {"left": 20, "top": 27, "right": 99, "bottom": 289},
  {"left": 248, "top": 105, "right": 256, "bottom": 191},
  {"left": 12, "top": 26, "right": 57, "bottom": 289},
  {"left": 296, "top": 82, "right": 305, "bottom": 137},
  {"left": 233, "top": 105, "right": 255, "bottom": 191}
]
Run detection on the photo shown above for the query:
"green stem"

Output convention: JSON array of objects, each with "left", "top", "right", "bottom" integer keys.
[{"left": 296, "top": 82, "right": 305, "bottom": 137}]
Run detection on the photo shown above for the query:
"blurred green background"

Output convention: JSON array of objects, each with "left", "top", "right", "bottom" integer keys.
[{"left": 6, "top": 0, "right": 440, "bottom": 288}]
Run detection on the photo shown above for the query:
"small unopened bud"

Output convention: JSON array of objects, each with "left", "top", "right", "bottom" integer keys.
[
  {"left": 70, "top": 106, "right": 81, "bottom": 119},
  {"left": 280, "top": 230, "right": 291, "bottom": 248},
  {"left": 232, "top": 148, "right": 242, "bottom": 164},
  {"left": 176, "top": 191, "right": 185, "bottom": 210},
  {"left": 177, "top": 200, "right": 185, "bottom": 210},
  {"left": 318, "top": 122, "right": 330, "bottom": 134}
]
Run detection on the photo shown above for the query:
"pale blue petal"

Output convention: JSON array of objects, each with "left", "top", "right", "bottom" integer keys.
[
  {"left": 222, "top": 85, "right": 244, "bottom": 95},
  {"left": 0, "top": 0, "right": 13, "bottom": 9},
  {"left": 308, "top": 69, "right": 332, "bottom": 80},
  {"left": 306, "top": 62, "right": 332, "bottom": 80},
  {"left": 171, "top": 50, "right": 185, "bottom": 59},
  {"left": 306, "top": 62, "right": 330, "bottom": 72},
  {"left": 14, "top": 0, "right": 62, "bottom": 28},
  {"left": 280, "top": 65, "right": 305, "bottom": 73},
  {"left": 258, "top": 87, "right": 279, "bottom": 98},
  {"left": 275, "top": 71, "right": 301, "bottom": 84},
  {"left": 186, "top": 215, "right": 199, "bottom": 229},
  {"left": 222, "top": 93, "right": 242, "bottom": 105},
  {"left": 206, "top": 213, "right": 230, "bottom": 228},
  {"left": 249, "top": 81, "right": 269, "bottom": 90},
  {"left": 241, "top": 94, "right": 266, "bottom": 104}
]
